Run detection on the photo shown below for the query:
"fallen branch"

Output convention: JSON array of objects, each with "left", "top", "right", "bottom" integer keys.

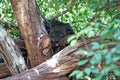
[{"left": 2, "top": 37, "right": 100, "bottom": 80}]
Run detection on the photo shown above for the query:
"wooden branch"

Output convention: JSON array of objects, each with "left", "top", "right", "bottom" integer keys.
[
  {"left": 0, "top": 64, "right": 11, "bottom": 78},
  {"left": 1, "top": 36, "right": 120, "bottom": 79},
  {"left": 14, "top": 39, "right": 26, "bottom": 49},
  {"left": 51, "top": 0, "right": 76, "bottom": 20},
  {"left": 1, "top": 37, "right": 99, "bottom": 80}
]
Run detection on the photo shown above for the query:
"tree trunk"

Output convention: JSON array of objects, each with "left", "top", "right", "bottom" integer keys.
[
  {"left": 10, "top": 0, "right": 52, "bottom": 68},
  {"left": 0, "top": 26, "right": 27, "bottom": 75}
]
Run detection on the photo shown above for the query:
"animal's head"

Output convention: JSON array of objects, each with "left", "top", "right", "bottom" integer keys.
[
  {"left": 48, "top": 20, "right": 75, "bottom": 47},
  {"left": 49, "top": 29, "right": 66, "bottom": 47}
]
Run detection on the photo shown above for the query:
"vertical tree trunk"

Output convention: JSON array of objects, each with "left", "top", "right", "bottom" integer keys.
[{"left": 10, "top": 0, "right": 52, "bottom": 68}]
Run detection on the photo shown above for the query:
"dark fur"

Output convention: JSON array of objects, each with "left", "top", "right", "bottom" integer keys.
[{"left": 45, "top": 20, "right": 74, "bottom": 53}]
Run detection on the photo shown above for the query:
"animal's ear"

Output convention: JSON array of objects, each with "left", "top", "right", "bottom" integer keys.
[
  {"left": 66, "top": 23, "right": 75, "bottom": 35},
  {"left": 44, "top": 20, "right": 51, "bottom": 34}
]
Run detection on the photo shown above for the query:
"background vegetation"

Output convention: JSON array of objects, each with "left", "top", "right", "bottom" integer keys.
[{"left": 0, "top": 0, "right": 120, "bottom": 80}]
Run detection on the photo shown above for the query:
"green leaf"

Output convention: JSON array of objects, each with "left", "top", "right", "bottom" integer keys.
[
  {"left": 76, "top": 32, "right": 81, "bottom": 39},
  {"left": 105, "top": 53, "right": 112, "bottom": 65},
  {"left": 102, "top": 65, "right": 114, "bottom": 74},
  {"left": 86, "top": 51, "right": 95, "bottom": 57},
  {"left": 100, "top": 29, "right": 108, "bottom": 36},
  {"left": 67, "top": 35, "right": 76, "bottom": 43},
  {"left": 90, "top": 58, "right": 96, "bottom": 65},
  {"left": 115, "top": 19, "right": 120, "bottom": 23},
  {"left": 114, "top": 31, "right": 120, "bottom": 40},
  {"left": 113, "top": 56, "right": 120, "bottom": 62},
  {"left": 95, "top": 22, "right": 101, "bottom": 27},
  {"left": 94, "top": 74, "right": 103, "bottom": 80},
  {"left": 84, "top": 67, "right": 92, "bottom": 76},
  {"left": 91, "top": 67, "right": 99, "bottom": 74},
  {"left": 91, "top": 42, "right": 100, "bottom": 50},
  {"left": 102, "top": 49, "right": 108, "bottom": 56},
  {"left": 70, "top": 39, "right": 77, "bottom": 47},
  {"left": 77, "top": 50, "right": 86, "bottom": 55},
  {"left": 116, "top": 45, "right": 120, "bottom": 53},
  {"left": 69, "top": 70, "right": 80, "bottom": 77},
  {"left": 76, "top": 71, "right": 84, "bottom": 79},
  {"left": 89, "top": 4, "right": 99, "bottom": 10},
  {"left": 94, "top": 53, "right": 102, "bottom": 63},
  {"left": 104, "top": 64, "right": 120, "bottom": 76},
  {"left": 84, "top": 76, "right": 91, "bottom": 80},
  {"left": 114, "top": 67, "right": 120, "bottom": 76},
  {"left": 109, "top": 0, "right": 114, "bottom": 3},
  {"left": 78, "top": 59, "right": 88, "bottom": 66}
]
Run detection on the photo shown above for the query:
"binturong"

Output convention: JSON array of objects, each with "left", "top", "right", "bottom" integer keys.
[{"left": 44, "top": 20, "right": 75, "bottom": 54}]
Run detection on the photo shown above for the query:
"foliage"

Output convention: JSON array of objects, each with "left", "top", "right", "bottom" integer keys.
[
  {"left": 0, "top": 0, "right": 15, "bottom": 22},
  {"left": 0, "top": 0, "right": 120, "bottom": 80},
  {"left": 0, "top": 0, "right": 19, "bottom": 38},
  {"left": 68, "top": 0, "right": 120, "bottom": 79}
]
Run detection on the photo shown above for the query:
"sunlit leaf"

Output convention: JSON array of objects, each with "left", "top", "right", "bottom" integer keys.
[
  {"left": 114, "top": 67, "right": 120, "bottom": 76},
  {"left": 90, "top": 58, "right": 96, "bottom": 65},
  {"left": 67, "top": 35, "right": 76, "bottom": 43},
  {"left": 76, "top": 32, "right": 81, "bottom": 39},
  {"left": 94, "top": 74, "right": 103, "bottom": 80},
  {"left": 105, "top": 53, "right": 112, "bottom": 65},
  {"left": 100, "top": 29, "right": 108, "bottom": 36},
  {"left": 76, "top": 71, "right": 84, "bottom": 79},
  {"left": 69, "top": 70, "right": 80, "bottom": 77},
  {"left": 84, "top": 76, "right": 91, "bottom": 80},
  {"left": 94, "top": 53, "right": 102, "bottom": 63},
  {"left": 113, "top": 56, "right": 120, "bottom": 62},
  {"left": 91, "top": 67, "right": 99, "bottom": 74},
  {"left": 77, "top": 50, "right": 87, "bottom": 55},
  {"left": 78, "top": 59, "right": 88, "bottom": 66},
  {"left": 115, "top": 19, "right": 120, "bottom": 23},
  {"left": 91, "top": 42, "right": 100, "bottom": 50},
  {"left": 86, "top": 51, "right": 95, "bottom": 57},
  {"left": 84, "top": 67, "right": 92, "bottom": 76},
  {"left": 70, "top": 39, "right": 77, "bottom": 47},
  {"left": 102, "top": 65, "right": 114, "bottom": 74}
]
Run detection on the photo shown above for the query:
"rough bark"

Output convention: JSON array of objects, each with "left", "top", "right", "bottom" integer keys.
[
  {"left": 0, "top": 26, "right": 27, "bottom": 75},
  {"left": 10, "top": 0, "right": 52, "bottom": 68},
  {"left": 1, "top": 0, "right": 119, "bottom": 79},
  {"left": 1, "top": 35, "right": 120, "bottom": 80},
  {"left": 14, "top": 40, "right": 26, "bottom": 49},
  {"left": 0, "top": 64, "right": 11, "bottom": 78},
  {"left": 0, "top": 37, "right": 104, "bottom": 79}
]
